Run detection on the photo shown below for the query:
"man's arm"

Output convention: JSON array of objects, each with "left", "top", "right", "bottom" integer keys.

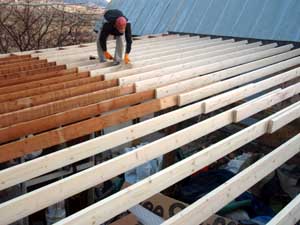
[
  {"left": 99, "top": 24, "right": 110, "bottom": 52},
  {"left": 125, "top": 23, "right": 133, "bottom": 54}
]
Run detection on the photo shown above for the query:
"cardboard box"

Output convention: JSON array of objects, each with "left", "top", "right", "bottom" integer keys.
[{"left": 113, "top": 183, "right": 238, "bottom": 225}]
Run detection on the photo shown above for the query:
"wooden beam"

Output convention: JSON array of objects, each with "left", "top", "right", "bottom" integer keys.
[
  {"left": 102, "top": 40, "right": 244, "bottom": 80},
  {"left": 42, "top": 36, "right": 200, "bottom": 62},
  {"left": 133, "top": 44, "right": 293, "bottom": 92},
  {"left": 0, "top": 60, "right": 51, "bottom": 76},
  {"left": 178, "top": 50, "right": 300, "bottom": 106},
  {"left": 0, "top": 57, "right": 39, "bottom": 67},
  {"left": 0, "top": 95, "right": 176, "bottom": 163},
  {"left": 162, "top": 134, "right": 300, "bottom": 225},
  {"left": 0, "top": 58, "right": 43, "bottom": 72},
  {"left": 0, "top": 85, "right": 133, "bottom": 128},
  {"left": 266, "top": 194, "right": 300, "bottom": 225},
  {"left": 120, "top": 42, "right": 267, "bottom": 86},
  {"left": 157, "top": 48, "right": 300, "bottom": 98},
  {"left": 91, "top": 39, "right": 227, "bottom": 77},
  {"left": 268, "top": 102, "right": 300, "bottom": 133},
  {"left": 203, "top": 67, "right": 300, "bottom": 113},
  {"left": 0, "top": 65, "right": 67, "bottom": 87},
  {"left": 0, "top": 79, "right": 119, "bottom": 113},
  {"left": 0, "top": 90, "right": 153, "bottom": 144},
  {"left": 51, "top": 96, "right": 300, "bottom": 225},
  {"left": 233, "top": 84, "right": 300, "bottom": 122},
  {"left": 0, "top": 76, "right": 104, "bottom": 102},
  {"left": 0, "top": 71, "right": 89, "bottom": 95},
  {"left": 1, "top": 84, "right": 298, "bottom": 224},
  {"left": 0, "top": 96, "right": 201, "bottom": 190}
]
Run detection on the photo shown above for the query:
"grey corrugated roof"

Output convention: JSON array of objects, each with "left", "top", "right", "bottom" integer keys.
[{"left": 108, "top": 0, "right": 300, "bottom": 42}]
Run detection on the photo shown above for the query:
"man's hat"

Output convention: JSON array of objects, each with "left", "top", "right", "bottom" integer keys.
[{"left": 115, "top": 16, "right": 127, "bottom": 32}]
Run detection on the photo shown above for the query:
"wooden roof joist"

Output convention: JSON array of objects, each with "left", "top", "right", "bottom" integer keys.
[
  {"left": 37, "top": 35, "right": 195, "bottom": 61},
  {"left": 0, "top": 84, "right": 134, "bottom": 128},
  {"left": 101, "top": 39, "right": 248, "bottom": 80},
  {"left": 0, "top": 76, "right": 104, "bottom": 102},
  {"left": 90, "top": 39, "right": 239, "bottom": 75},
  {"left": 0, "top": 90, "right": 154, "bottom": 144},
  {"left": 120, "top": 42, "right": 279, "bottom": 86},
  {"left": 161, "top": 134, "right": 300, "bottom": 225},
  {"left": 132, "top": 44, "right": 293, "bottom": 91},
  {"left": 0, "top": 65, "right": 68, "bottom": 87},
  {"left": 266, "top": 193, "right": 300, "bottom": 225},
  {"left": 0, "top": 84, "right": 299, "bottom": 225},
  {"left": 0, "top": 35, "right": 299, "bottom": 225},
  {"left": 157, "top": 48, "right": 300, "bottom": 98},
  {"left": 0, "top": 79, "right": 119, "bottom": 113},
  {"left": 89, "top": 38, "right": 237, "bottom": 76},
  {"left": 0, "top": 71, "right": 89, "bottom": 95}
]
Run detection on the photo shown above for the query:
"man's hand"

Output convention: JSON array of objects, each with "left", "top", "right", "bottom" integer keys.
[
  {"left": 104, "top": 51, "right": 113, "bottom": 60},
  {"left": 124, "top": 53, "right": 130, "bottom": 64}
]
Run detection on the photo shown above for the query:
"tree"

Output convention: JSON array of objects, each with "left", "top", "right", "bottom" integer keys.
[{"left": 0, "top": 1, "right": 100, "bottom": 53}]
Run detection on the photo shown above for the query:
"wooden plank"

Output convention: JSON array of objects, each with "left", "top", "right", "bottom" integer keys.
[
  {"left": 85, "top": 39, "right": 237, "bottom": 75},
  {"left": 0, "top": 90, "right": 153, "bottom": 144},
  {"left": 52, "top": 96, "right": 300, "bottom": 225},
  {"left": 0, "top": 85, "right": 133, "bottom": 128},
  {"left": 233, "top": 83, "right": 300, "bottom": 122},
  {"left": 0, "top": 95, "right": 199, "bottom": 190},
  {"left": 162, "top": 134, "right": 300, "bottom": 225},
  {"left": 178, "top": 51, "right": 300, "bottom": 106},
  {"left": 0, "top": 95, "right": 176, "bottom": 163},
  {"left": 0, "top": 71, "right": 89, "bottom": 95},
  {"left": 267, "top": 194, "right": 300, "bottom": 225},
  {"left": 157, "top": 49, "right": 300, "bottom": 98},
  {"left": 92, "top": 39, "right": 227, "bottom": 77},
  {"left": 1, "top": 84, "right": 298, "bottom": 224},
  {"left": 203, "top": 67, "right": 300, "bottom": 113},
  {"left": 133, "top": 44, "right": 293, "bottom": 92},
  {"left": 0, "top": 65, "right": 69, "bottom": 87},
  {"left": 41, "top": 36, "right": 199, "bottom": 61},
  {"left": 268, "top": 102, "right": 300, "bottom": 133},
  {"left": 120, "top": 42, "right": 267, "bottom": 86},
  {"left": 0, "top": 55, "right": 30, "bottom": 62},
  {"left": 0, "top": 60, "right": 51, "bottom": 76},
  {"left": 102, "top": 40, "right": 244, "bottom": 80},
  {"left": 0, "top": 57, "right": 39, "bottom": 67},
  {"left": 0, "top": 76, "right": 104, "bottom": 102},
  {"left": 0, "top": 79, "right": 119, "bottom": 113},
  {"left": 0, "top": 58, "right": 43, "bottom": 71}
]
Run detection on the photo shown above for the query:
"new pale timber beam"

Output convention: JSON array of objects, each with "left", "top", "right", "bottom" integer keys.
[
  {"left": 157, "top": 48, "right": 300, "bottom": 98},
  {"left": 103, "top": 39, "right": 245, "bottom": 80},
  {"left": 0, "top": 82, "right": 298, "bottom": 224},
  {"left": 52, "top": 95, "right": 300, "bottom": 225},
  {"left": 133, "top": 44, "right": 293, "bottom": 92},
  {"left": 202, "top": 67, "right": 300, "bottom": 113},
  {"left": 162, "top": 134, "right": 300, "bottom": 225},
  {"left": 1, "top": 81, "right": 299, "bottom": 191},
  {"left": 90, "top": 39, "right": 226, "bottom": 77},
  {"left": 45, "top": 36, "right": 202, "bottom": 63},
  {"left": 120, "top": 42, "right": 268, "bottom": 86},
  {"left": 266, "top": 194, "right": 300, "bottom": 225},
  {"left": 88, "top": 39, "right": 237, "bottom": 75}
]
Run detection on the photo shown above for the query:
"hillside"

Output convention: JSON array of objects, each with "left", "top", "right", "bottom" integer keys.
[{"left": 64, "top": 0, "right": 108, "bottom": 7}]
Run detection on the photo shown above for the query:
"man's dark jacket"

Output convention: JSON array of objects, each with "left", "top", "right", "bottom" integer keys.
[{"left": 99, "top": 9, "right": 132, "bottom": 54}]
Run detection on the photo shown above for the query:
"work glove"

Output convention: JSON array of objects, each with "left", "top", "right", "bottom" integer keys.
[
  {"left": 124, "top": 53, "right": 130, "bottom": 64},
  {"left": 104, "top": 51, "right": 113, "bottom": 60}
]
